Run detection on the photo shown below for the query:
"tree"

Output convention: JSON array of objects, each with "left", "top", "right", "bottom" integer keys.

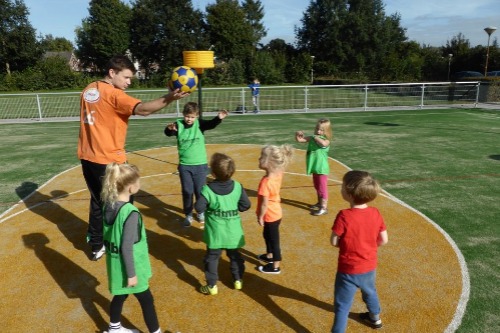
[
  {"left": 296, "top": 0, "right": 408, "bottom": 80},
  {"left": 241, "top": 0, "right": 267, "bottom": 47},
  {"left": 129, "top": 0, "right": 206, "bottom": 77},
  {"left": 75, "top": 0, "right": 132, "bottom": 72},
  {"left": 296, "top": 0, "right": 349, "bottom": 74},
  {"left": 205, "top": 0, "right": 255, "bottom": 62},
  {"left": 0, "top": 0, "right": 40, "bottom": 75},
  {"left": 39, "top": 34, "right": 73, "bottom": 52}
]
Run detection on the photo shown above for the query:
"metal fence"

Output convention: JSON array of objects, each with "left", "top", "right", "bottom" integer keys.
[{"left": 0, "top": 82, "right": 481, "bottom": 121}]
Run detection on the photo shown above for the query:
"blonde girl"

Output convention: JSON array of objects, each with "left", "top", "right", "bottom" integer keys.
[
  {"left": 256, "top": 144, "right": 294, "bottom": 274},
  {"left": 101, "top": 163, "right": 161, "bottom": 333},
  {"left": 295, "top": 118, "right": 332, "bottom": 216}
]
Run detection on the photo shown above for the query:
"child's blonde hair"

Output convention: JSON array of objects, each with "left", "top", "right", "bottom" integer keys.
[
  {"left": 317, "top": 118, "right": 332, "bottom": 140},
  {"left": 182, "top": 101, "right": 199, "bottom": 116},
  {"left": 260, "top": 144, "right": 294, "bottom": 172},
  {"left": 210, "top": 153, "right": 236, "bottom": 181},
  {"left": 342, "top": 170, "right": 380, "bottom": 205},
  {"left": 101, "top": 163, "right": 140, "bottom": 207}
]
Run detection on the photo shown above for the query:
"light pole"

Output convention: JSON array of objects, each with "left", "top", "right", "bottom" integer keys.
[
  {"left": 484, "top": 26, "right": 497, "bottom": 76},
  {"left": 447, "top": 54, "right": 453, "bottom": 81},
  {"left": 310, "top": 56, "right": 315, "bottom": 84}
]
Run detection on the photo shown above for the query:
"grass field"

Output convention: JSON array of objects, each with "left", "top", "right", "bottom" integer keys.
[{"left": 0, "top": 108, "right": 499, "bottom": 332}]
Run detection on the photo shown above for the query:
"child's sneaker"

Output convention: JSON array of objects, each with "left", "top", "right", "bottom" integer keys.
[
  {"left": 200, "top": 284, "right": 218, "bottom": 295},
  {"left": 91, "top": 245, "right": 106, "bottom": 261},
  {"left": 234, "top": 280, "right": 243, "bottom": 290},
  {"left": 257, "top": 254, "right": 274, "bottom": 263},
  {"left": 258, "top": 263, "right": 281, "bottom": 274},
  {"left": 182, "top": 215, "right": 193, "bottom": 227},
  {"left": 359, "top": 312, "right": 383, "bottom": 329},
  {"left": 309, "top": 203, "right": 321, "bottom": 210},
  {"left": 197, "top": 212, "right": 205, "bottom": 228},
  {"left": 104, "top": 326, "right": 139, "bottom": 333},
  {"left": 312, "top": 208, "right": 328, "bottom": 216},
  {"left": 197, "top": 212, "right": 205, "bottom": 222}
]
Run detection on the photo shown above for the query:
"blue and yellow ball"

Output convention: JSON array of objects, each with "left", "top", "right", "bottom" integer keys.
[{"left": 168, "top": 66, "right": 198, "bottom": 93}]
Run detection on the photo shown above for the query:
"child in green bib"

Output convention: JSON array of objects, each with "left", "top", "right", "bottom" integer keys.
[
  {"left": 295, "top": 118, "right": 332, "bottom": 216},
  {"left": 195, "top": 153, "right": 251, "bottom": 295},
  {"left": 165, "top": 102, "right": 228, "bottom": 227},
  {"left": 101, "top": 163, "right": 161, "bottom": 333}
]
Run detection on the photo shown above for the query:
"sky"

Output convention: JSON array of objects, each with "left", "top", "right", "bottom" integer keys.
[{"left": 22, "top": 0, "right": 500, "bottom": 48}]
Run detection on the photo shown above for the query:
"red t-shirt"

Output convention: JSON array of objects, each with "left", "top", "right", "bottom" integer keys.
[{"left": 331, "top": 206, "right": 386, "bottom": 274}]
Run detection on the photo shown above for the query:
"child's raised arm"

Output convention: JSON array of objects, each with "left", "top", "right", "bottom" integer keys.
[
  {"left": 218, "top": 109, "right": 228, "bottom": 119},
  {"left": 166, "top": 122, "right": 177, "bottom": 132},
  {"left": 312, "top": 135, "right": 330, "bottom": 148},
  {"left": 295, "top": 131, "right": 308, "bottom": 143}
]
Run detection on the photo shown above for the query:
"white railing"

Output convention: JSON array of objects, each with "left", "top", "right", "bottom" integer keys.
[{"left": 0, "top": 82, "right": 481, "bottom": 121}]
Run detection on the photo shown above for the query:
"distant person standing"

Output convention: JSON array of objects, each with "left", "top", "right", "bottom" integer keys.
[
  {"left": 78, "top": 55, "right": 188, "bottom": 261},
  {"left": 248, "top": 78, "right": 261, "bottom": 113}
]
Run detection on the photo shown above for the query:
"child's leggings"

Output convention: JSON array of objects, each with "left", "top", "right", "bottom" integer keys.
[
  {"left": 110, "top": 288, "right": 159, "bottom": 332},
  {"left": 313, "top": 174, "right": 329, "bottom": 199},
  {"left": 263, "top": 219, "right": 282, "bottom": 261}
]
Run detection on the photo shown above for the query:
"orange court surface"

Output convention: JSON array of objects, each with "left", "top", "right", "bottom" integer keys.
[{"left": 0, "top": 144, "right": 468, "bottom": 333}]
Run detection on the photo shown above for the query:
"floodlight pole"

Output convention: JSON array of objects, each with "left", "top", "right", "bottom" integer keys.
[
  {"left": 447, "top": 54, "right": 453, "bottom": 81},
  {"left": 484, "top": 26, "right": 497, "bottom": 76},
  {"left": 310, "top": 56, "right": 315, "bottom": 84}
]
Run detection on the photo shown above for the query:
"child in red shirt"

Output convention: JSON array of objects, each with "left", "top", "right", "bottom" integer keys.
[{"left": 330, "top": 170, "right": 388, "bottom": 332}]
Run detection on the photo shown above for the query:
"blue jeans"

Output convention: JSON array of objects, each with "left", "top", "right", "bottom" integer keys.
[
  {"left": 178, "top": 164, "right": 208, "bottom": 215},
  {"left": 331, "top": 270, "right": 381, "bottom": 333}
]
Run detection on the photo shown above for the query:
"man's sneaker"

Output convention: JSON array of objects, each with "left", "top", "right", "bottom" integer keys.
[
  {"left": 258, "top": 263, "right": 281, "bottom": 274},
  {"left": 234, "top": 280, "right": 243, "bottom": 290},
  {"left": 257, "top": 254, "right": 274, "bottom": 263},
  {"left": 359, "top": 312, "right": 383, "bottom": 329},
  {"left": 312, "top": 208, "right": 328, "bottom": 216},
  {"left": 91, "top": 245, "right": 106, "bottom": 261},
  {"left": 200, "top": 284, "right": 218, "bottom": 295},
  {"left": 104, "top": 326, "right": 139, "bottom": 333},
  {"left": 182, "top": 215, "right": 193, "bottom": 227}
]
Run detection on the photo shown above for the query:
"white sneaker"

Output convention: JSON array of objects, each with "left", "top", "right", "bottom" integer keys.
[
  {"left": 92, "top": 245, "right": 106, "bottom": 261},
  {"left": 197, "top": 212, "right": 205, "bottom": 223},
  {"left": 104, "top": 327, "right": 139, "bottom": 333},
  {"left": 183, "top": 215, "right": 193, "bottom": 227}
]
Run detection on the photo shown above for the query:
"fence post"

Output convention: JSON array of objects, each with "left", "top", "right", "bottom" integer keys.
[
  {"left": 36, "top": 94, "right": 43, "bottom": 121},
  {"left": 475, "top": 83, "right": 480, "bottom": 108},
  {"left": 305, "top": 86, "right": 309, "bottom": 112},
  {"left": 420, "top": 84, "right": 425, "bottom": 109},
  {"left": 364, "top": 85, "right": 369, "bottom": 111}
]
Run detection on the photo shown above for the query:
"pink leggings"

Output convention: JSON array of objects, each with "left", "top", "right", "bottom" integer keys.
[{"left": 313, "top": 174, "right": 329, "bottom": 199}]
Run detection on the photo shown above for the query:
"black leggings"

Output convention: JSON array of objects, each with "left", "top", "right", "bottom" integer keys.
[
  {"left": 110, "top": 289, "right": 159, "bottom": 332},
  {"left": 263, "top": 219, "right": 282, "bottom": 261}
]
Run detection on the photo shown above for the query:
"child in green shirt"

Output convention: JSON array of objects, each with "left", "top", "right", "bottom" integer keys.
[{"left": 195, "top": 153, "right": 251, "bottom": 295}]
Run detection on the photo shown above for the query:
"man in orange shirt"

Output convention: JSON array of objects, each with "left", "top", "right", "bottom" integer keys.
[{"left": 78, "top": 55, "right": 188, "bottom": 261}]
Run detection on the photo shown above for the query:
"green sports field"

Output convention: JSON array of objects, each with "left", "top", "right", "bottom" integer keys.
[{"left": 0, "top": 108, "right": 499, "bottom": 332}]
